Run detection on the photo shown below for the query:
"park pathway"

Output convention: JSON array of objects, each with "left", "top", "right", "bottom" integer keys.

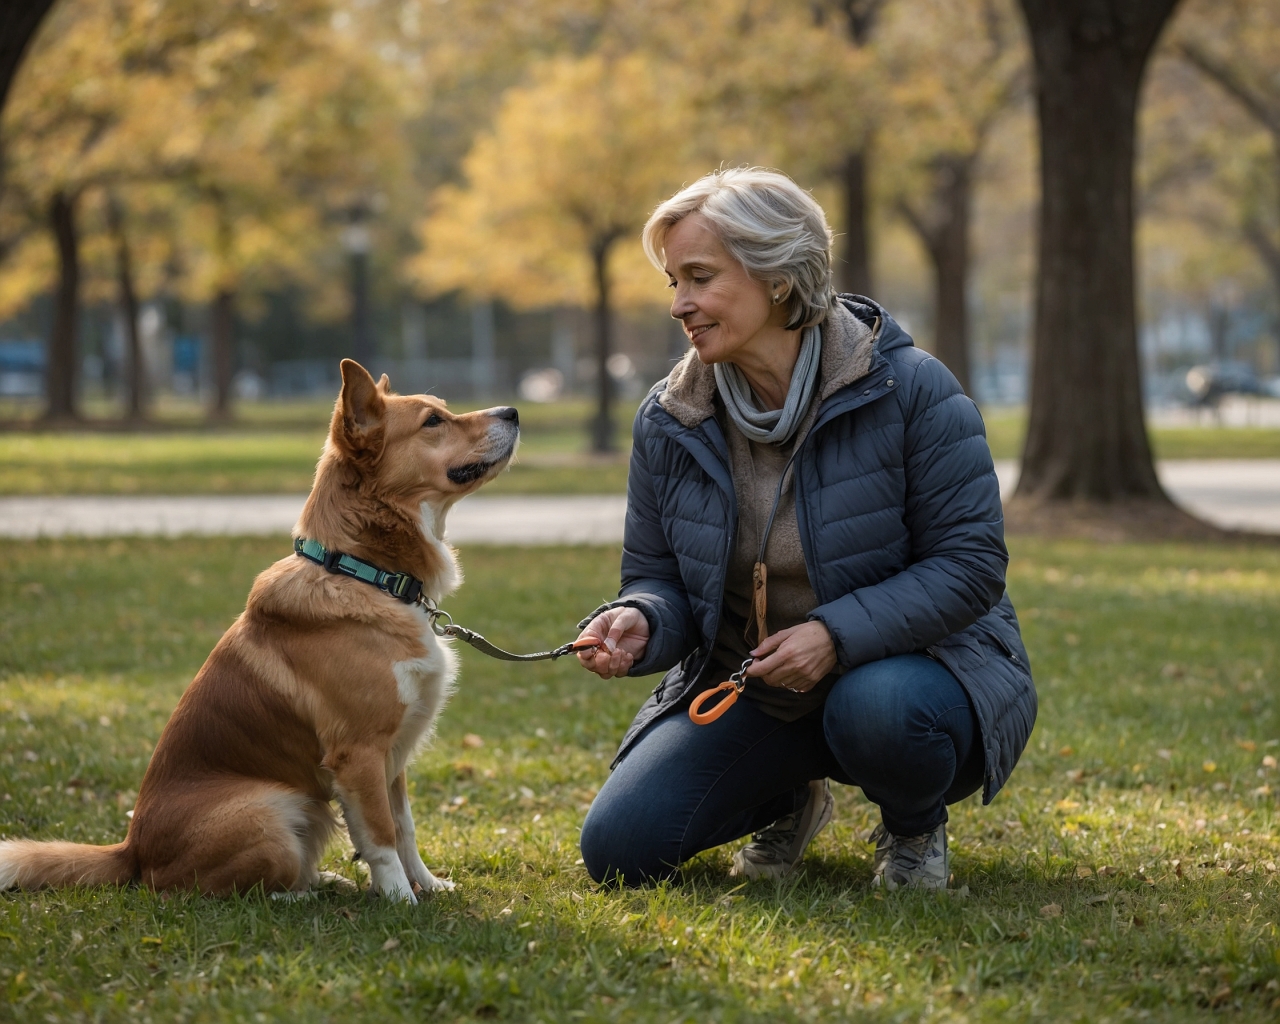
[{"left": 0, "top": 460, "right": 1276, "bottom": 542}]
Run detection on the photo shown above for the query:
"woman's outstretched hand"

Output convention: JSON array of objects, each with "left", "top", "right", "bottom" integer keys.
[
  {"left": 575, "top": 607, "right": 650, "bottom": 679},
  {"left": 745, "top": 620, "right": 837, "bottom": 692}
]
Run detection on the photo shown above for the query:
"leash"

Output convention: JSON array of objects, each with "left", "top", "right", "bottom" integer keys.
[
  {"left": 688, "top": 658, "right": 753, "bottom": 725},
  {"left": 294, "top": 538, "right": 602, "bottom": 663}
]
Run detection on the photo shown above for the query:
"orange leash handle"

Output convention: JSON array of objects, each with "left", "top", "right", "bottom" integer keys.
[{"left": 688, "top": 659, "right": 752, "bottom": 725}]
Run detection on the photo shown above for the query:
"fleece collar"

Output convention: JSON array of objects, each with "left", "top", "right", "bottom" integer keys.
[{"left": 658, "top": 299, "right": 878, "bottom": 429}]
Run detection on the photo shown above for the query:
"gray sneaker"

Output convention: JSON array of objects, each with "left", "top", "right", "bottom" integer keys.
[
  {"left": 730, "top": 779, "right": 834, "bottom": 880},
  {"left": 869, "top": 822, "right": 950, "bottom": 890}
]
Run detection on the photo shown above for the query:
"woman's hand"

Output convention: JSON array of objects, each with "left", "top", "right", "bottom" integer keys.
[
  {"left": 575, "top": 607, "right": 650, "bottom": 679},
  {"left": 744, "top": 620, "right": 837, "bottom": 693}
]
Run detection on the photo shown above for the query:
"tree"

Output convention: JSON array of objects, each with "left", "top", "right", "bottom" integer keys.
[
  {"left": 1, "top": 0, "right": 411, "bottom": 421},
  {"left": 0, "top": 0, "right": 55, "bottom": 125},
  {"left": 1015, "top": 0, "right": 1182, "bottom": 504},
  {"left": 1174, "top": 0, "right": 1280, "bottom": 315},
  {"left": 881, "top": 0, "right": 1026, "bottom": 394},
  {"left": 826, "top": 1, "right": 889, "bottom": 296},
  {"left": 414, "top": 54, "right": 692, "bottom": 451}
]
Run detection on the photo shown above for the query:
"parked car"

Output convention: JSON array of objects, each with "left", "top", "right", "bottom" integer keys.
[{"left": 1184, "top": 362, "right": 1268, "bottom": 406}]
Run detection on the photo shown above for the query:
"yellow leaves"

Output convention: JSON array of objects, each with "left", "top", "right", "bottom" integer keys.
[
  {"left": 1203, "top": 760, "right": 1217, "bottom": 774},
  {"left": 414, "top": 52, "right": 698, "bottom": 310}
]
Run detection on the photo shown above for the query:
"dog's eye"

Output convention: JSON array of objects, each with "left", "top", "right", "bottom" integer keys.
[{"left": 423, "top": 414, "right": 443, "bottom": 428}]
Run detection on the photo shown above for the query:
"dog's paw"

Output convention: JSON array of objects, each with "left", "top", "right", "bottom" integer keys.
[
  {"left": 315, "top": 870, "right": 360, "bottom": 894},
  {"left": 375, "top": 882, "right": 418, "bottom": 904},
  {"left": 270, "top": 889, "right": 319, "bottom": 903}
]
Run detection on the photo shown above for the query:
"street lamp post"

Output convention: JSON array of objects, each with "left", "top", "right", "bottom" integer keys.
[{"left": 342, "top": 212, "right": 372, "bottom": 369}]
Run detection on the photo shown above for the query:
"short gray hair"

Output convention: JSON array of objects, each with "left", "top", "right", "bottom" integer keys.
[{"left": 642, "top": 167, "right": 835, "bottom": 330}]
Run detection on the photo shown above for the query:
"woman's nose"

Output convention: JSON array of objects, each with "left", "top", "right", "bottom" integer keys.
[{"left": 670, "top": 286, "right": 695, "bottom": 321}]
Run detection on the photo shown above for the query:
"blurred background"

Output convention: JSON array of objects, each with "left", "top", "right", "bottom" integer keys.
[{"left": 0, "top": 0, "right": 1277, "bottom": 446}]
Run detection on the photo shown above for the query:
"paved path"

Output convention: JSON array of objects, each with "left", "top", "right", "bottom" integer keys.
[
  {"left": 1, "top": 461, "right": 1276, "bottom": 541},
  {"left": 0, "top": 494, "right": 631, "bottom": 545}
]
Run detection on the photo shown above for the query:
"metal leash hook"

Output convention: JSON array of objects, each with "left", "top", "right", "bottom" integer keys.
[
  {"left": 416, "top": 592, "right": 605, "bottom": 662},
  {"left": 689, "top": 658, "right": 753, "bottom": 725}
]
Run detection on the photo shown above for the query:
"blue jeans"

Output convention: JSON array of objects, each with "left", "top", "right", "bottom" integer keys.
[{"left": 580, "top": 654, "right": 983, "bottom": 885}]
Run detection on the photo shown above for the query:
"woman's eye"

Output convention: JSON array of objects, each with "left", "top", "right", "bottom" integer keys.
[{"left": 423, "top": 414, "right": 443, "bottom": 428}]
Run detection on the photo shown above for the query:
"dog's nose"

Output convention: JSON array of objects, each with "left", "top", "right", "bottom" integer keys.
[{"left": 491, "top": 406, "right": 519, "bottom": 426}]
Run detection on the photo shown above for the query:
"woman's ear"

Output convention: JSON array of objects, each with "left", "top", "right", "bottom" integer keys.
[{"left": 335, "top": 358, "right": 386, "bottom": 460}]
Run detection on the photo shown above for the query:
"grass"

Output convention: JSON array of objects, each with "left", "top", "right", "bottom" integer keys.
[
  {"left": 982, "top": 413, "right": 1280, "bottom": 462},
  {"left": 0, "top": 399, "right": 638, "bottom": 496},
  {"left": 2, "top": 536, "right": 1280, "bottom": 1022},
  {"left": 1, "top": 407, "right": 1277, "bottom": 498}
]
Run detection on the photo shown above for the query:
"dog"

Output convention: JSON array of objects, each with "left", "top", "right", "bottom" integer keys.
[{"left": 0, "top": 359, "right": 518, "bottom": 902}]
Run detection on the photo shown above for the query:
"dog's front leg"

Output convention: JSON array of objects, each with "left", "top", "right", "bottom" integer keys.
[
  {"left": 328, "top": 746, "right": 416, "bottom": 903},
  {"left": 389, "top": 771, "right": 454, "bottom": 893}
]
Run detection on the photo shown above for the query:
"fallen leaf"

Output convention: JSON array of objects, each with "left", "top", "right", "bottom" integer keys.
[
  {"left": 1065, "top": 769, "right": 1086, "bottom": 783},
  {"left": 1039, "top": 904, "right": 1062, "bottom": 918},
  {"left": 1084, "top": 894, "right": 1109, "bottom": 905},
  {"left": 1263, "top": 755, "right": 1278, "bottom": 769},
  {"left": 1076, "top": 866, "right": 1094, "bottom": 878},
  {"left": 1156, "top": 749, "right": 1173, "bottom": 760},
  {"left": 1236, "top": 739, "right": 1257, "bottom": 752},
  {"left": 1058, "top": 746, "right": 1074, "bottom": 757},
  {"left": 1202, "top": 760, "right": 1217, "bottom": 773},
  {"left": 1055, "top": 799, "right": 1081, "bottom": 812},
  {"left": 382, "top": 938, "right": 400, "bottom": 951},
  {"left": 1096, "top": 865, "right": 1118, "bottom": 877},
  {"left": 462, "top": 733, "right": 484, "bottom": 749},
  {"left": 1209, "top": 985, "right": 1232, "bottom": 1008}
]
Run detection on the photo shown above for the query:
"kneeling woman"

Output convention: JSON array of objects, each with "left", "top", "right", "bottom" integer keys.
[{"left": 574, "top": 167, "right": 1035, "bottom": 889}]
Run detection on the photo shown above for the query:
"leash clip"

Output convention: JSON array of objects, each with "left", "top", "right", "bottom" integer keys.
[{"left": 689, "top": 658, "right": 752, "bottom": 725}]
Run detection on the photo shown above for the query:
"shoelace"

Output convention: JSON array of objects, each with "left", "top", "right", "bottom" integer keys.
[
  {"left": 869, "top": 824, "right": 938, "bottom": 874},
  {"left": 751, "top": 808, "right": 804, "bottom": 846}
]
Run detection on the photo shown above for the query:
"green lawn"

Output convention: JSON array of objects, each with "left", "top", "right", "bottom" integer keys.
[
  {"left": 2, "top": 407, "right": 1277, "bottom": 498},
  {"left": 0, "top": 398, "right": 637, "bottom": 496},
  {"left": 2, "top": 537, "right": 1279, "bottom": 1022},
  {"left": 982, "top": 413, "right": 1280, "bottom": 461}
]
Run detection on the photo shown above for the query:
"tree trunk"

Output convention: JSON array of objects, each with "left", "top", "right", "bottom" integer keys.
[
  {"left": 589, "top": 237, "right": 615, "bottom": 453},
  {"left": 106, "top": 194, "right": 145, "bottom": 421},
  {"left": 1016, "top": 0, "right": 1180, "bottom": 502},
  {"left": 838, "top": 148, "right": 873, "bottom": 296},
  {"left": 901, "top": 155, "right": 974, "bottom": 395},
  {"left": 210, "top": 288, "right": 236, "bottom": 420},
  {"left": 44, "top": 190, "right": 80, "bottom": 421}
]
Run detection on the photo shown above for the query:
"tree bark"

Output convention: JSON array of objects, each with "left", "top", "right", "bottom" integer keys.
[
  {"left": 589, "top": 236, "right": 616, "bottom": 454},
  {"left": 106, "top": 194, "right": 146, "bottom": 421},
  {"left": 900, "top": 155, "right": 974, "bottom": 395},
  {"left": 210, "top": 288, "right": 236, "bottom": 420},
  {"left": 1016, "top": 0, "right": 1181, "bottom": 502},
  {"left": 838, "top": 148, "right": 874, "bottom": 296},
  {"left": 44, "top": 189, "right": 80, "bottom": 421}
]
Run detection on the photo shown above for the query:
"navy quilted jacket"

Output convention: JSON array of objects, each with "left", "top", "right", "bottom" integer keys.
[{"left": 593, "top": 295, "right": 1036, "bottom": 803}]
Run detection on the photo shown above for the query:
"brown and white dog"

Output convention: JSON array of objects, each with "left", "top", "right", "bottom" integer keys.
[{"left": 0, "top": 359, "right": 517, "bottom": 901}]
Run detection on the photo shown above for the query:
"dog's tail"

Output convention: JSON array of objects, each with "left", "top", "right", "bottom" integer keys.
[{"left": 0, "top": 839, "right": 136, "bottom": 889}]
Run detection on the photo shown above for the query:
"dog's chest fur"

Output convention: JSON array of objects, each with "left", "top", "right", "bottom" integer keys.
[{"left": 387, "top": 607, "right": 458, "bottom": 778}]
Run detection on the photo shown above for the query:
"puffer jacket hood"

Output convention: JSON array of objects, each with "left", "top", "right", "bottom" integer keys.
[{"left": 588, "top": 294, "right": 1036, "bottom": 803}]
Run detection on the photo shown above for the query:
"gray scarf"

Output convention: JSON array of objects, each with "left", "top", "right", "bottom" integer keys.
[{"left": 713, "top": 325, "right": 821, "bottom": 445}]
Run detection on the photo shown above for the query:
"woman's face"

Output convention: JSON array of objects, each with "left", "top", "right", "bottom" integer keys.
[{"left": 663, "top": 213, "right": 786, "bottom": 365}]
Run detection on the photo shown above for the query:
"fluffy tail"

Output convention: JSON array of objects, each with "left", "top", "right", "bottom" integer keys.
[{"left": 0, "top": 839, "right": 136, "bottom": 889}]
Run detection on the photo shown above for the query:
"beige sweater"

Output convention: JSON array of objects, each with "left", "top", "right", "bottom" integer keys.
[{"left": 659, "top": 302, "right": 878, "bottom": 720}]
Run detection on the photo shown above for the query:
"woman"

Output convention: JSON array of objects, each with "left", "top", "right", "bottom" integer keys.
[{"left": 575, "top": 168, "right": 1035, "bottom": 888}]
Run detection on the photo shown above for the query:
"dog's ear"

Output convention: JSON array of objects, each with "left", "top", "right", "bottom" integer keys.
[
  {"left": 336, "top": 359, "right": 386, "bottom": 460},
  {"left": 376, "top": 373, "right": 391, "bottom": 394}
]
